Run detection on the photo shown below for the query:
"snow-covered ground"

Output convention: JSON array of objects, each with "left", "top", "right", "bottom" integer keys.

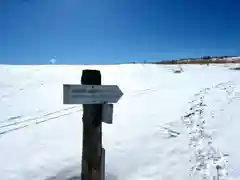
[{"left": 0, "top": 64, "right": 240, "bottom": 180}]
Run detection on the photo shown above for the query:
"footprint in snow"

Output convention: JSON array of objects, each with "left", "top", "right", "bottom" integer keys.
[
  {"left": 1, "top": 94, "right": 9, "bottom": 98},
  {"left": 7, "top": 116, "right": 22, "bottom": 121}
]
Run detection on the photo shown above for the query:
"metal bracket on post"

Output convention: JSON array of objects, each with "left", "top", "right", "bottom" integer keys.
[
  {"left": 102, "top": 104, "right": 113, "bottom": 124},
  {"left": 101, "top": 147, "right": 105, "bottom": 180}
]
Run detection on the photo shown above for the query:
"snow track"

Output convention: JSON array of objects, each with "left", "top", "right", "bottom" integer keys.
[
  {"left": 182, "top": 81, "right": 240, "bottom": 180},
  {"left": 0, "top": 106, "right": 81, "bottom": 136}
]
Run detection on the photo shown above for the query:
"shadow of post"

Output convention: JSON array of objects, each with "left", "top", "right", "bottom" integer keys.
[{"left": 44, "top": 165, "right": 118, "bottom": 180}]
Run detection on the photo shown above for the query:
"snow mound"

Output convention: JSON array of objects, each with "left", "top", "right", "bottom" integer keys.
[{"left": 0, "top": 64, "right": 240, "bottom": 180}]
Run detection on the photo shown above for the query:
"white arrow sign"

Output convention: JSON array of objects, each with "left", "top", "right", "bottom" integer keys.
[{"left": 63, "top": 84, "right": 123, "bottom": 104}]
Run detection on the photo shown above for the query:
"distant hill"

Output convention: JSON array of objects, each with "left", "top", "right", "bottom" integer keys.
[{"left": 151, "top": 56, "right": 240, "bottom": 64}]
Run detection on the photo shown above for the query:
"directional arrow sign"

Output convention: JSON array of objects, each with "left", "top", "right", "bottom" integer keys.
[{"left": 63, "top": 84, "right": 123, "bottom": 104}]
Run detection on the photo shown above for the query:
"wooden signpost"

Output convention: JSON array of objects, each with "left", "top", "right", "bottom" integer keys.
[{"left": 63, "top": 69, "right": 123, "bottom": 180}]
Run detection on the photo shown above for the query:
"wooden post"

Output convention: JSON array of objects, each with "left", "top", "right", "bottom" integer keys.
[{"left": 81, "top": 70, "right": 103, "bottom": 180}]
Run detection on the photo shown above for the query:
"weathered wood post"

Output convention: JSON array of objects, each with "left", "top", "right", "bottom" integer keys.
[
  {"left": 81, "top": 70, "right": 103, "bottom": 180},
  {"left": 63, "top": 69, "right": 123, "bottom": 180}
]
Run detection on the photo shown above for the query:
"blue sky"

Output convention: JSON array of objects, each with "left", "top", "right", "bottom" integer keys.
[{"left": 0, "top": 0, "right": 240, "bottom": 65}]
